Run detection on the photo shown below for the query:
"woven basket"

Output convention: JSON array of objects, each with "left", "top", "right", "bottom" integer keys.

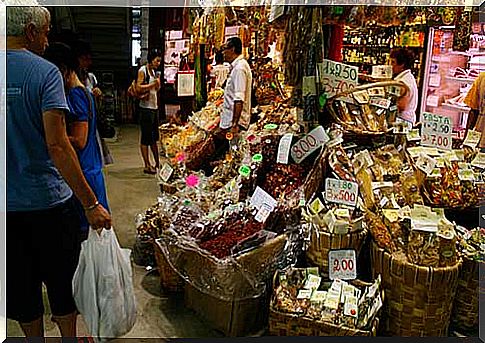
[
  {"left": 306, "top": 224, "right": 368, "bottom": 276},
  {"left": 153, "top": 238, "right": 185, "bottom": 292},
  {"left": 326, "top": 81, "right": 409, "bottom": 136},
  {"left": 370, "top": 241, "right": 461, "bottom": 336},
  {"left": 450, "top": 256, "right": 481, "bottom": 334},
  {"left": 269, "top": 270, "right": 381, "bottom": 336}
]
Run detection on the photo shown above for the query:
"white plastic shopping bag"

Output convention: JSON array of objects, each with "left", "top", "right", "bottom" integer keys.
[{"left": 73, "top": 228, "right": 136, "bottom": 341}]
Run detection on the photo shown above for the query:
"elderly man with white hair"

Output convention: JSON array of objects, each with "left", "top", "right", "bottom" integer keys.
[{"left": 6, "top": 3, "right": 112, "bottom": 338}]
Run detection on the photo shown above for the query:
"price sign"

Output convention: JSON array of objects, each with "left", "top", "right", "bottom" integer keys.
[
  {"left": 416, "top": 152, "right": 437, "bottom": 175},
  {"left": 329, "top": 249, "right": 357, "bottom": 280},
  {"left": 158, "top": 163, "right": 174, "bottom": 182},
  {"left": 471, "top": 152, "right": 485, "bottom": 169},
  {"left": 421, "top": 112, "right": 452, "bottom": 150},
  {"left": 317, "top": 59, "right": 358, "bottom": 98},
  {"left": 463, "top": 130, "right": 481, "bottom": 149},
  {"left": 255, "top": 203, "right": 273, "bottom": 223},
  {"left": 291, "top": 126, "right": 330, "bottom": 164},
  {"left": 250, "top": 186, "right": 278, "bottom": 211},
  {"left": 277, "top": 133, "right": 293, "bottom": 164},
  {"left": 324, "top": 178, "right": 359, "bottom": 207},
  {"left": 370, "top": 97, "right": 391, "bottom": 109},
  {"left": 371, "top": 65, "right": 393, "bottom": 79}
]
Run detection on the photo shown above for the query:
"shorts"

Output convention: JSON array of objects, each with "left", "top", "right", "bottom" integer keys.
[
  {"left": 139, "top": 107, "right": 160, "bottom": 146},
  {"left": 7, "top": 196, "right": 82, "bottom": 323}
]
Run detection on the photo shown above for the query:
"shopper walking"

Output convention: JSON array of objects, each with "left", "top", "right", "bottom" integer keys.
[
  {"left": 464, "top": 72, "right": 485, "bottom": 152},
  {"left": 137, "top": 49, "right": 162, "bottom": 174},
  {"left": 210, "top": 51, "right": 230, "bottom": 90},
  {"left": 390, "top": 48, "right": 418, "bottom": 127},
  {"left": 6, "top": 4, "right": 111, "bottom": 338},
  {"left": 44, "top": 42, "right": 111, "bottom": 234}
]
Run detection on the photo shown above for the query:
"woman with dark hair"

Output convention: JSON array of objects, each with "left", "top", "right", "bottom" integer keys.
[
  {"left": 390, "top": 48, "right": 418, "bottom": 126},
  {"left": 136, "top": 49, "right": 162, "bottom": 174},
  {"left": 44, "top": 42, "right": 110, "bottom": 234}
]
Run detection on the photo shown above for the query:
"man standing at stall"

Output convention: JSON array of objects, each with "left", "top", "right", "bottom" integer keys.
[
  {"left": 220, "top": 36, "right": 252, "bottom": 135},
  {"left": 464, "top": 72, "right": 485, "bottom": 152}
]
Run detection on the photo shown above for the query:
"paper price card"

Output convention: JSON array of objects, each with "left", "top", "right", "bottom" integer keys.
[
  {"left": 472, "top": 153, "right": 485, "bottom": 169},
  {"left": 369, "top": 98, "right": 391, "bottom": 109},
  {"left": 406, "top": 129, "right": 421, "bottom": 141},
  {"left": 421, "top": 112, "right": 452, "bottom": 150},
  {"left": 309, "top": 198, "right": 325, "bottom": 215},
  {"left": 158, "top": 163, "right": 174, "bottom": 182},
  {"left": 324, "top": 178, "right": 359, "bottom": 207},
  {"left": 291, "top": 126, "right": 330, "bottom": 164},
  {"left": 329, "top": 249, "right": 357, "bottom": 280},
  {"left": 255, "top": 203, "right": 273, "bottom": 223},
  {"left": 250, "top": 186, "right": 278, "bottom": 211},
  {"left": 416, "top": 152, "right": 437, "bottom": 175},
  {"left": 371, "top": 65, "right": 392, "bottom": 79},
  {"left": 463, "top": 130, "right": 481, "bottom": 149},
  {"left": 277, "top": 133, "right": 293, "bottom": 164},
  {"left": 317, "top": 59, "right": 358, "bottom": 98}
]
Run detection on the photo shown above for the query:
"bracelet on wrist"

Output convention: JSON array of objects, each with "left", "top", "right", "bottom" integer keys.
[{"left": 84, "top": 201, "right": 100, "bottom": 211}]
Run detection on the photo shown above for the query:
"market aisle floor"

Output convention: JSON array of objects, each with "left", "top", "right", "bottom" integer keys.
[{"left": 7, "top": 125, "right": 222, "bottom": 339}]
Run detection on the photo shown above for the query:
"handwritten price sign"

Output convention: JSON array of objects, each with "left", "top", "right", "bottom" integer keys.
[
  {"left": 421, "top": 112, "right": 452, "bottom": 150},
  {"left": 317, "top": 59, "right": 359, "bottom": 98},
  {"left": 324, "top": 178, "right": 359, "bottom": 207},
  {"left": 329, "top": 249, "right": 357, "bottom": 280},
  {"left": 291, "top": 126, "right": 330, "bottom": 164}
]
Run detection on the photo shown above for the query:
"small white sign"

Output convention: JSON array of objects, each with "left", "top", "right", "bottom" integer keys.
[
  {"left": 158, "top": 163, "right": 174, "bottom": 182},
  {"left": 277, "top": 133, "right": 293, "bottom": 164},
  {"left": 370, "top": 97, "right": 391, "bottom": 109},
  {"left": 463, "top": 130, "right": 481, "bottom": 149},
  {"left": 371, "top": 65, "right": 393, "bottom": 79},
  {"left": 302, "top": 76, "right": 317, "bottom": 96},
  {"left": 290, "top": 126, "right": 330, "bottom": 164},
  {"left": 416, "top": 152, "right": 437, "bottom": 175},
  {"left": 471, "top": 152, "right": 485, "bottom": 169},
  {"left": 254, "top": 203, "right": 273, "bottom": 223},
  {"left": 250, "top": 186, "right": 278, "bottom": 210},
  {"left": 324, "top": 178, "right": 359, "bottom": 207},
  {"left": 421, "top": 112, "right": 452, "bottom": 150},
  {"left": 329, "top": 249, "right": 357, "bottom": 280}
]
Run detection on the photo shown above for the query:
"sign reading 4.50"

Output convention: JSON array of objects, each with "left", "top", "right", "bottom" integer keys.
[
  {"left": 324, "top": 178, "right": 359, "bottom": 207},
  {"left": 421, "top": 112, "right": 452, "bottom": 150}
]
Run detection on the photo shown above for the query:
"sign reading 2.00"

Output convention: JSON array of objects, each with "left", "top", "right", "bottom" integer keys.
[
  {"left": 421, "top": 112, "right": 452, "bottom": 150},
  {"left": 324, "top": 178, "right": 359, "bottom": 207}
]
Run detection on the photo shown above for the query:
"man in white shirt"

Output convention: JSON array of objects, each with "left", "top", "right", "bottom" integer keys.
[
  {"left": 219, "top": 37, "right": 252, "bottom": 135},
  {"left": 390, "top": 48, "right": 418, "bottom": 127}
]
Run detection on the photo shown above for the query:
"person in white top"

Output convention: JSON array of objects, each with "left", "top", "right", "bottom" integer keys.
[
  {"left": 390, "top": 48, "right": 418, "bottom": 126},
  {"left": 210, "top": 51, "right": 230, "bottom": 90},
  {"left": 220, "top": 37, "right": 252, "bottom": 134},
  {"left": 136, "top": 49, "right": 162, "bottom": 174}
]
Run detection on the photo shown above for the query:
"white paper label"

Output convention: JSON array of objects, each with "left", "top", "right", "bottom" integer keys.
[
  {"left": 463, "top": 130, "right": 481, "bottom": 149},
  {"left": 471, "top": 152, "right": 485, "bottom": 169},
  {"left": 416, "top": 152, "right": 437, "bottom": 175},
  {"left": 458, "top": 169, "right": 476, "bottom": 181},
  {"left": 368, "top": 87, "right": 386, "bottom": 97},
  {"left": 304, "top": 274, "right": 322, "bottom": 290},
  {"left": 255, "top": 203, "right": 273, "bottom": 223},
  {"left": 370, "top": 97, "right": 391, "bottom": 109},
  {"left": 277, "top": 133, "right": 293, "bottom": 164},
  {"left": 426, "top": 95, "right": 440, "bottom": 107},
  {"left": 317, "top": 59, "right": 359, "bottom": 98},
  {"left": 429, "top": 73, "right": 441, "bottom": 87},
  {"left": 250, "top": 186, "right": 278, "bottom": 210},
  {"left": 324, "top": 178, "right": 359, "bottom": 207},
  {"left": 406, "top": 129, "right": 421, "bottom": 141},
  {"left": 302, "top": 76, "right": 317, "bottom": 96},
  {"left": 329, "top": 249, "right": 357, "bottom": 280},
  {"left": 371, "top": 65, "right": 392, "bottom": 79},
  {"left": 158, "top": 163, "right": 174, "bottom": 182},
  {"left": 309, "top": 198, "right": 325, "bottom": 215},
  {"left": 421, "top": 112, "right": 452, "bottom": 150},
  {"left": 290, "top": 126, "right": 330, "bottom": 164},
  {"left": 353, "top": 90, "right": 370, "bottom": 104}
]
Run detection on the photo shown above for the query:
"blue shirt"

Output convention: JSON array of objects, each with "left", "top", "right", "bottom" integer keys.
[
  {"left": 66, "top": 87, "right": 103, "bottom": 175},
  {"left": 7, "top": 50, "right": 72, "bottom": 211}
]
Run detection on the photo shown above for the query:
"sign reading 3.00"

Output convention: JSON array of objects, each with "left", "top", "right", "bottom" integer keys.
[
  {"left": 317, "top": 59, "right": 359, "bottom": 98},
  {"left": 324, "top": 178, "right": 359, "bottom": 207},
  {"left": 421, "top": 112, "right": 452, "bottom": 150}
]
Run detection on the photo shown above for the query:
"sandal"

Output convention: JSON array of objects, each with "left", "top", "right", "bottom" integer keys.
[{"left": 143, "top": 166, "right": 156, "bottom": 175}]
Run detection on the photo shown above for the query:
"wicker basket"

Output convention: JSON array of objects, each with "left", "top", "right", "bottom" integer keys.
[
  {"left": 153, "top": 238, "right": 185, "bottom": 292},
  {"left": 450, "top": 256, "right": 481, "bottom": 334},
  {"left": 326, "top": 81, "right": 409, "bottom": 136},
  {"left": 306, "top": 224, "right": 368, "bottom": 276},
  {"left": 269, "top": 270, "right": 381, "bottom": 336},
  {"left": 370, "top": 241, "right": 461, "bottom": 336}
]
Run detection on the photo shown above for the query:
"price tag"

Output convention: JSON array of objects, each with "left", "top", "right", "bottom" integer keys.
[
  {"left": 353, "top": 90, "right": 370, "bottom": 104},
  {"left": 277, "top": 133, "right": 293, "bottom": 164},
  {"left": 387, "top": 85, "right": 402, "bottom": 97},
  {"left": 463, "top": 130, "right": 481, "bottom": 149},
  {"left": 255, "top": 203, "right": 273, "bottom": 223},
  {"left": 158, "top": 163, "right": 174, "bottom": 182},
  {"left": 426, "top": 95, "right": 440, "bottom": 107},
  {"left": 250, "top": 186, "right": 278, "bottom": 211},
  {"left": 317, "top": 59, "right": 358, "bottom": 98},
  {"left": 329, "top": 249, "right": 357, "bottom": 280},
  {"left": 371, "top": 65, "right": 392, "bottom": 79},
  {"left": 309, "top": 198, "right": 325, "bottom": 214},
  {"left": 370, "top": 97, "right": 391, "bottom": 110},
  {"left": 416, "top": 152, "right": 437, "bottom": 175},
  {"left": 302, "top": 76, "right": 317, "bottom": 96},
  {"left": 458, "top": 169, "right": 475, "bottom": 181},
  {"left": 324, "top": 178, "right": 359, "bottom": 207},
  {"left": 290, "top": 126, "right": 330, "bottom": 164},
  {"left": 421, "top": 112, "right": 452, "bottom": 150},
  {"left": 238, "top": 165, "right": 251, "bottom": 178},
  {"left": 368, "top": 87, "right": 386, "bottom": 97},
  {"left": 429, "top": 73, "right": 441, "bottom": 87},
  {"left": 472, "top": 153, "right": 485, "bottom": 169},
  {"left": 406, "top": 129, "right": 421, "bottom": 141}
]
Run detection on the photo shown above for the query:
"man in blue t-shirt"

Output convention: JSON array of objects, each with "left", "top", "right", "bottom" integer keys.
[{"left": 6, "top": 5, "right": 112, "bottom": 338}]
